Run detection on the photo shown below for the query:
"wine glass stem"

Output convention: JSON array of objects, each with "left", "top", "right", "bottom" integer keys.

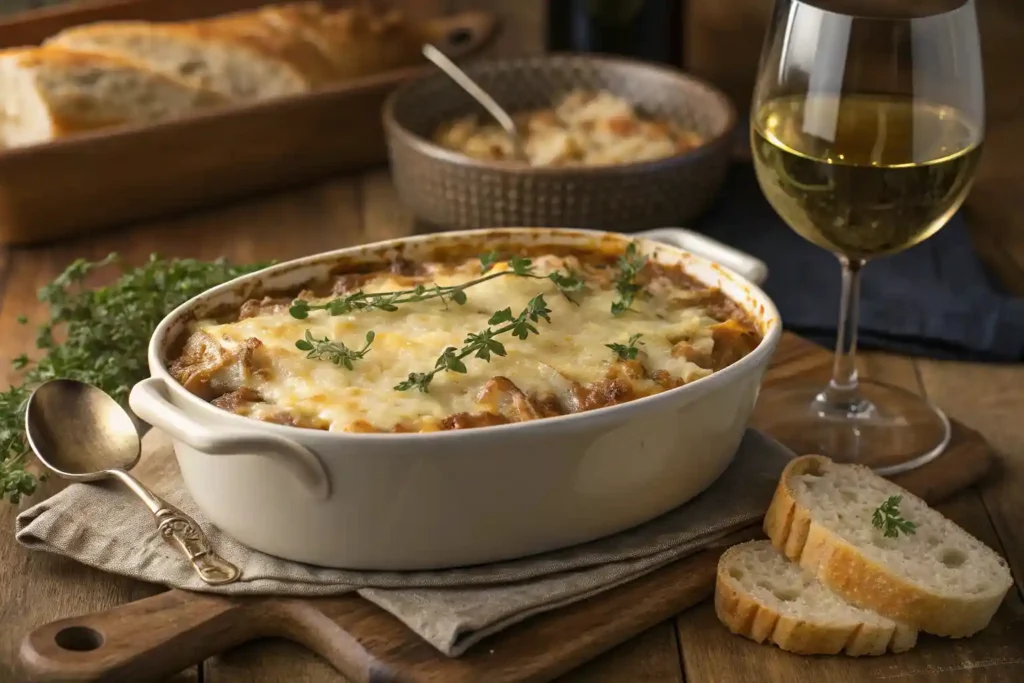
[{"left": 821, "top": 256, "right": 866, "bottom": 412}]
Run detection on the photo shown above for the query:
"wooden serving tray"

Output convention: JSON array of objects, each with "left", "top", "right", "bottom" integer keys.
[
  {"left": 0, "top": 0, "right": 498, "bottom": 246},
  {"left": 17, "top": 334, "right": 995, "bottom": 683}
]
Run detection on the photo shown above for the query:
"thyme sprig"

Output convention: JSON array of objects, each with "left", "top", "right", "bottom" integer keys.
[
  {"left": 295, "top": 330, "right": 375, "bottom": 370},
  {"left": 611, "top": 243, "right": 647, "bottom": 316},
  {"left": 289, "top": 254, "right": 584, "bottom": 320},
  {"left": 0, "top": 254, "right": 268, "bottom": 504},
  {"left": 394, "top": 295, "right": 553, "bottom": 393},
  {"left": 605, "top": 333, "right": 644, "bottom": 361},
  {"left": 872, "top": 495, "right": 917, "bottom": 539}
]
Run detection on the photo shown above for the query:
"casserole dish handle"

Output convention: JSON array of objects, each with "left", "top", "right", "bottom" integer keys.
[
  {"left": 128, "top": 378, "right": 330, "bottom": 501},
  {"left": 636, "top": 228, "right": 769, "bottom": 285}
]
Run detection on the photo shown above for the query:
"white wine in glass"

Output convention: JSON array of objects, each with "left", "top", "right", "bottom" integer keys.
[{"left": 750, "top": 0, "right": 984, "bottom": 474}]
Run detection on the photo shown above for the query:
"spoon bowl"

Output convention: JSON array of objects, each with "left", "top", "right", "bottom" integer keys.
[
  {"left": 25, "top": 379, "right": 240, "bottom": 586},
  {"left": 25, "top": 378, "right": 141, "bottom": 479}
]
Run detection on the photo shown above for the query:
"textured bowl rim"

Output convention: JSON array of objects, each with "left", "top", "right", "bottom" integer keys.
[{"left": 382, "top": 52, "right": 739, "bottom": 175}]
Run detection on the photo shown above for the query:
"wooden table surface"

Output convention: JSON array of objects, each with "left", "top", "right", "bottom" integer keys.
[{"left": 1, "top": 1, "right": 1023, "bottom": 681}]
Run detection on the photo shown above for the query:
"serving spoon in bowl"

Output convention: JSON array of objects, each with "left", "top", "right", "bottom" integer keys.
[
  {"left": 25, "top": 378, "right": 240, "bottom": 586},
  {"left": 421, "top": 43, "right": 529, "bottom": 161}
]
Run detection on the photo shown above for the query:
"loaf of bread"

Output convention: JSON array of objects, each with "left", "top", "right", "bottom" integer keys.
[
  {"left": 763, "top": 455, "right": 1013, "bottom": 638},
  {"left": 44, "top": 2, "right": 430, "bottom": 102},
  {"left": 0, "top": 46, "right": 227, "bottom": 148},
  {"left": 715, "top": 540, "right": 918, "bottom": 656},
  {"left": 0, "top": 2, "right": 435, "bottom": 148}
]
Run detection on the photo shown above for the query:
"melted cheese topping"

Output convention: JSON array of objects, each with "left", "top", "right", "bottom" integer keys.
[{"left": 180, "top": 255, "right": 754, "bottom": 432}]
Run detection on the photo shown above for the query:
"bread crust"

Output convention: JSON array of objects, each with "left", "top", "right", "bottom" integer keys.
[
  {"left": 714, "top": 543, "right": 916, "bottom": 656},
  {"left": 45, "top": 3, "right": 426, "bottom": 91},
  {"left": 763, "top": 455, "right": 1010, "bottom": 637},
  {"left": 1, "top": 46, "right": 225, "bottom": 140}
]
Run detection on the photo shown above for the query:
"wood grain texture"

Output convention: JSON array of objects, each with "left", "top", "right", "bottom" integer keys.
[{"left": 12, "top": 329, "right": 993, "bottom": 683}]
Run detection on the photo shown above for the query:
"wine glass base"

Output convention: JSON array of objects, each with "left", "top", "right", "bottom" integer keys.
[{"left": 752, "top": 379, "right": 951, "bottom": 476}]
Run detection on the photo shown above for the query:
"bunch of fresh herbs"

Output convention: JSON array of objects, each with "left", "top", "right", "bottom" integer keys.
[{"left": 0, "top": 254, "right": 266, "bottom": 504}]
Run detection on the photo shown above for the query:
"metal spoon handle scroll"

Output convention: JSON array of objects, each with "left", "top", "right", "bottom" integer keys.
[
  {"left": 421, "top": 43, "right": 527, "bottom": 159},
  {"left": 107, "top": 469, "right": 241, "bottom": 586}
]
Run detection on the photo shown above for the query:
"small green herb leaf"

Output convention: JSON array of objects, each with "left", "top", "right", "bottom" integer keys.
[
  {"left": 871, "top": 495, "right": 917, "bottom": 539},
  {"left": 295, "top": 330, "right": 374, "bottom": 371},
  {"left": 479, "top": 251, "right": 500, "bottom": 273},
  {"left": 611, "top": 242, "right": 647, "bottom": 316},
  {"left": 509, "top": 256, "right": 534, "bottom": 276},
  {"left": 489, "top": 307, "right": 514, "bottom": 325},
  {"left": 605, "top": 333, "right": 644, "bottom": 361}
]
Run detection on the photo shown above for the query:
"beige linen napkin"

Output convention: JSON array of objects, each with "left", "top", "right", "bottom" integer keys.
[{"left": 16, "top": 429, "right": 792, "bottom": 656}]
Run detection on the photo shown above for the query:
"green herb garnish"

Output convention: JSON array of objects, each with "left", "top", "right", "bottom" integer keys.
[
  {"left": 394, "top": 295, "right": 552, "bottom": 393},
  {"left": 295, "top": 330, "right": 374, "bottom": 370},
  {"left": 611, "top": 243, "right": 647, "bottom": 316},
  {"left": 872, "top": 495, "right": 917, "bottom": 539},
  {"left": 605, "top": 333, "right": 644, "bottom": 361},
  {"left": 0, "top": 253, "right": 267, "bottom": 504},
  {"left": 289, "top": 253, "right": 582, "bottom": 320}
]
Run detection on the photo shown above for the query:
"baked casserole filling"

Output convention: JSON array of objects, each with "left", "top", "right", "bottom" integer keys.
[{"left": 169, "top": 244, "right": 761, "bottom": 433}]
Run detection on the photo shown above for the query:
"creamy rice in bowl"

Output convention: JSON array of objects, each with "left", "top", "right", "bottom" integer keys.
[
  {"left": 432, "top": 89, "right": 705, "bottom": 167},
  {"left": 383, "top": 54, "right": 737, "bottom": 232}
]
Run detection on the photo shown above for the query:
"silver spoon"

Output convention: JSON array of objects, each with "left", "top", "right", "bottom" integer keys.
[
  {"left": 25, "top": 378, "right": 240, "bottom": 586},
  {"left": 421, "top": 43, "right": 528, "bottom": 161}
]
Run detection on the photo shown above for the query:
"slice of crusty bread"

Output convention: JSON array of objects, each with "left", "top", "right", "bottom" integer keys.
[
  {"left": 44, "top": 21, "right": 317, "bottom": 102},
  {"left": 764, "top": 455, "right": 1013, "bottom": 637},
  {"left": 716, "top": 540, "right": 917, "bottom": 656},
  {"left": 0, "top": 47, "right": 226, "bottom": 147}
]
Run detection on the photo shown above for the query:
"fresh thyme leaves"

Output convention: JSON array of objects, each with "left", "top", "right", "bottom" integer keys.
[
  {"left": 611, "top": 242, "right": 647, "bottom": 316},
  {"left": 295, "top": 330, "right": 374, "bottom": 370},
  {"left": 394, "top": 295, "right": 553, "bottom": 393},
  {"left": 872, "top": 495, "right": 917, "bottom": 539},
  {"left": 605, "top": 333, "right": 644, "bottom": 361},
  {"left": 479, "top": 250, "right": 500, "bottom": 273},
  {"left": 0, "top": 254, "right": 267, "bottom": 504},
  {"left": 289, "top": 253, "right": 583, "bottom": 320},
  {"left": 547, "top": 268, "right": 586, "bottom": 303}
]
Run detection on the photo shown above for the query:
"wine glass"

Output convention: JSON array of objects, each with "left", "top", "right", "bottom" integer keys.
[{"left": 749, "top": 0, "right": 984, "bottom": 474}]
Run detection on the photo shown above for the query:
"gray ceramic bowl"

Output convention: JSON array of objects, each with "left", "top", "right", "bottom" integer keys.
[{"left": 383, "top": 53, "right": 737, "bottom": 232}]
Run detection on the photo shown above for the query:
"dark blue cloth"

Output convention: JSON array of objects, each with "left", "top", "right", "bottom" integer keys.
[{"left": 690, "top": 164, "right": 1024, "bottom": 362}]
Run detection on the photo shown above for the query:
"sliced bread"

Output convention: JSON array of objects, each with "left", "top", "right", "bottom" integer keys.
[
  {"left": 0, "top": 47, "right": 226, "bottom": 147},
  {"left": 44, "top": 21, "right": 318, "bottom": 102},
  {"left": 764, "top": 455, "right": 1013, "bottom": 637},
  {"left": 716, "top": 540, "right": 917, "bottom": 655}
]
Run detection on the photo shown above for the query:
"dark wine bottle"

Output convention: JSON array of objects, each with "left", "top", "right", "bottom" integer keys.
[{"left": 546, "top": 0, "right": 684, "bottom": 67}]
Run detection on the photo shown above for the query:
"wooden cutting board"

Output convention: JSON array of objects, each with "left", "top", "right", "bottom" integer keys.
[{"left": 17, "top": 333, "right": 994, "bottom": 683}]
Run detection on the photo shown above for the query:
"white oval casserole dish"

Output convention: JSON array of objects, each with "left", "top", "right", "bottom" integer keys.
[{"left": 129, "top": 227, "right": 780, "bottom": 570}]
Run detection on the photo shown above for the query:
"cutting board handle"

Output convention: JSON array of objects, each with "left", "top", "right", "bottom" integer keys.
[
  {"left": 421, "top": 10, "right": 500, "bottom": 60},
  {"left": 18, "top": 590, "right": 253, "bottom": 683}
]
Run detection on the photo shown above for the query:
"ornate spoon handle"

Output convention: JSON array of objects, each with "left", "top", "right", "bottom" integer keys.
[
  {"left": 155, "top": 504, "right": 241, "bottom": 586},
  {"left": 109, "top": 468, "right": 241, "bottom": 586}
]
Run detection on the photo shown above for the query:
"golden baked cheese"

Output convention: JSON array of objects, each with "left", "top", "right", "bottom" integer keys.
[{"left": 170, "top": 248, "right": 761, "bottom": 433}]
